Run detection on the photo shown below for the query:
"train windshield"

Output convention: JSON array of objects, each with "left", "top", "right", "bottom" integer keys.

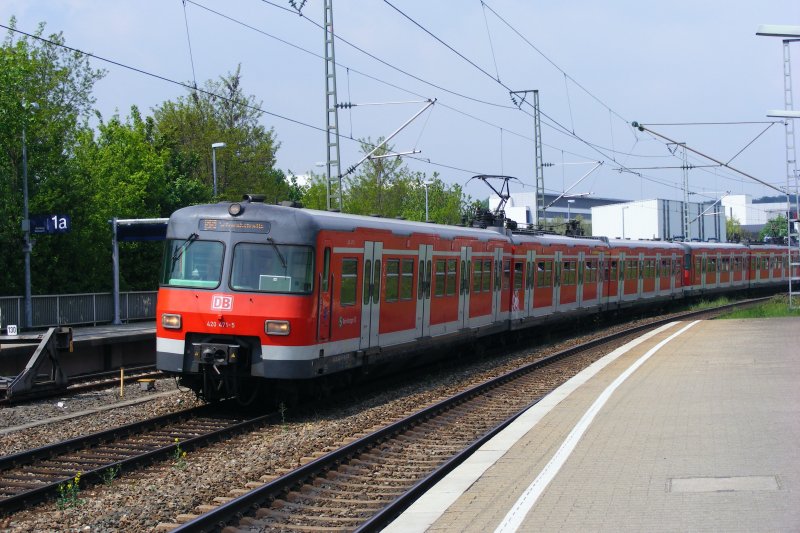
[
  {"left": 231, "top": 242, "right": 314, "bottom": 294},
  {"left": 161, "top": 239, "right": 224, "bottom": 289}
]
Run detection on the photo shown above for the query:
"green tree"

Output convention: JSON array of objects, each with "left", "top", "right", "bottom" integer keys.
[
  {"left": 298, "top": 171, "right": 329, "bottom": 210},
  {"left": 69, "top": 107, "right": 188, "bottom": 291},
  {"left": 0, "top": 19, "right": 105, "bottom": 296},
  {"left": 759, "top": 214, "right": 788, "bottom": 243},
  {"left": 153, "top": 65, "right": 285, "bottom": 203},
  {"left": 726, "top": 215, "right": 742, "bottom": 242}
]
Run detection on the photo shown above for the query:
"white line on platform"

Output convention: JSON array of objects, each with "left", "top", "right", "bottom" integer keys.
[
  {"left": 494, "top": 320, "right": 700, "bottom": 533},
  {"left": 384, "top": 321, "right": 682, "bottom": 533}
]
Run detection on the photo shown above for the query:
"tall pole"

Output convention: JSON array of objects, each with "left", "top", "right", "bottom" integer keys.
[
  {"left": 424, "top": 181, "right": 430, "bottom": 221},
  {"left": 21, "top": 116, "right": 32, "bottom": 329},
  {"left": 324, "top": 0, "right": 343, "bottom": 211},
  {"left": 533, "top": 90, "right": 545, "bottom": 227},
  {"left": 212, "top": 147, "right": 218, "bottom": 198},
  {"left": 622, "top": 206, "right": 628, "bottom": 239},
  {"left": 681, "top": 144, "right": 691, "bottom": 241},
  {"left": 211, "top": 142, "right": 226, "bottom": 198}
]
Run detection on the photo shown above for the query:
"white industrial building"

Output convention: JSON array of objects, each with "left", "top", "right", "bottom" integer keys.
[
  {"left": 488, "top": 192, "right": 623, "bottom": 228},
  {"left": 591, "top": 200, "right": 726, "bottom": 242},
  {"left": 488, "top": 190, "right": 795, "bottom": 242}
]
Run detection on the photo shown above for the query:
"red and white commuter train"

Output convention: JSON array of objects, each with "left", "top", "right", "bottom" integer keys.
[{"left": 156, "top": 196, "right": 797, "bottom": 401}]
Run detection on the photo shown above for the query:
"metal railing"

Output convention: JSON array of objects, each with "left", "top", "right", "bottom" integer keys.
[{"left": 0, "top": 292, "right": 157, "bottom": 330}]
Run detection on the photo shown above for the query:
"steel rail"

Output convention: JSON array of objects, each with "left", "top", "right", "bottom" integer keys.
[
  {"left": 175, "top": 296, "right": 769, "bottom": 532},
  {"left": 0, "top": 403, "right": 279, "bottom": 515}
]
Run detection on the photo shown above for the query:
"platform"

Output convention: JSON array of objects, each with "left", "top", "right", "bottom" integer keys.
[
  {"left": 0, "top": 322, "right": 155, "bottom": 378},
  {"left": 387, "top": 318, "right": 800, "bottom": 532}
]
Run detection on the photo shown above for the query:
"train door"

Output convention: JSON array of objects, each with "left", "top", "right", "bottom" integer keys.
[
  {"left": 655, "top": 253, "right": 664, "bottom": 296},
  {"left": 492, "top": 247, "right": 503, "bottom": 322},
  {"left": 595, "top": 253, "right": 605, "bottom": 307},
  {"left": 637, "top": 252, "right": 645, "bottom": 297},
  {"left": 576, "top": 251, "right": 585, "bottom": 307},
  {"left": 458, "top": 246, "right": 471, "bottom": 329},
  {"left": 604, "top": 254, "right": 619, "bottom": 308},
  {"left": 317, "top": 244, "right": 332, "bottom": 342},
  {"left": 524, "top": 249, "right": 536, "bottom": 318},
  {"left": 360, "top": 241, "right": 383, "bottom": 349},
  {"left": 670, "top": 253, "right": 677, "bottom": 293},
  {"left": 696, "top": 253, "right": 706, "bottom": 290},
  {"left": 415, "top": 244, "right": 433, "bottom": 337},
  {"left": 553, "top": 251, "right": 562, "bottom": 312}
]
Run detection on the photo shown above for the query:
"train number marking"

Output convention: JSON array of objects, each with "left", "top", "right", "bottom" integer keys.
[
  {"left": 207, "top": 321, "right": 236, "bottom": 328},
  {"left": 211, "top": 295, "right": 234, "bottom": 311}
]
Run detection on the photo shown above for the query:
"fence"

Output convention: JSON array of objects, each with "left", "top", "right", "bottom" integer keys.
[{"left": 0, "top": 292, "right": 157, "bottom": 329}]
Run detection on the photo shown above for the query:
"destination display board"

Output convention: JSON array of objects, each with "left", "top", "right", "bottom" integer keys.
[{"left": 199, "top": 218, "right": 270, "bottom": 234}]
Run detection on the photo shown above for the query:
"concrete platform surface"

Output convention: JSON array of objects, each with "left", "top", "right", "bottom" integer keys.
[{"left": 387, "top": 318, "right": 800, "bottom": 532}]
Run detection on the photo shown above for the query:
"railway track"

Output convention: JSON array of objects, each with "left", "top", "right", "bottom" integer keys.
[
  {"left": 0, "top": 403, "right": 276, "bottom": 515},
  {"left": 165, "top": 298, "right": 766, "bottom": 532},
  {"left": 0, "top": 365, "right": 164, "bottom": 407}
]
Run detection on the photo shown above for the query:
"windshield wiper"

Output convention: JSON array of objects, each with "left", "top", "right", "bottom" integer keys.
[
  {"left": 267, "top": 237, "right": 287, "bottom": 269},
  {"left": 171, "top": 232, "right": 199, "bottom": 268}
]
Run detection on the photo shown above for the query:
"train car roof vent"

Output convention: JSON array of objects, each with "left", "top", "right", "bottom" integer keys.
[
  {"left": 279, "top": 200, "right": 303, "bottom": 208},
  {"left": 242, "top": 194, "right": 266, "bottom": 203}
]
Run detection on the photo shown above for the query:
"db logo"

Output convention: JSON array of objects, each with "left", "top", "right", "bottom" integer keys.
[{"left": 211, "top": 295, "right": 234, "bottom": 311}]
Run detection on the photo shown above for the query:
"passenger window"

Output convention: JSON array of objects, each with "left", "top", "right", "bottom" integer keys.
[
  {"left": 363, "top": 259, "right": 372, "bottom": 305},
  {"left": 514, "top": 262, "right": 524, "bottom": 289},
  {"left": 340, "top": 258, "right": 358, "bottom": 306},
  {"left": 385, "top": 259, "right": 399, "bottom": 302},
  {"left": 482, "top": 260, "right": 492, "bottom": 292},
  {"left": 372, "top": 260, "right": 381, "bottom": 304},
  {"left": 435, "top": 259, "right": 446, "bottom": 297},
  {"left": 473, "top": 260, "right": 483, "bottom": 293},
  {"left": 446, "top": 259, "right": 457, "bottom": 296},
  {"left": 321, "top": 248, "right": 331, "bottom": 292},
  {"left": 400, "top": 259, "right": 414, "bottom": 300}
]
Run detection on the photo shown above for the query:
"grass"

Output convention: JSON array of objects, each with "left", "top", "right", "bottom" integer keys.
[
  {"left": 688, "top": 296, "right": 733, "bottom": 311},
  {"left": 718, "top": 294, "right": 800, "bottom": 319}
]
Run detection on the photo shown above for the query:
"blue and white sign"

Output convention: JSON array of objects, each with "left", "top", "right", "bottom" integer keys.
[
  {"left": 6, "top": 325, "right": 17, "bottom": 336},
  {"left": 30, "top": 214, "right": 71, "bottom": 234}
]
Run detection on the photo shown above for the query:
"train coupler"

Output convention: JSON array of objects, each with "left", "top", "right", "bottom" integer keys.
[{"left": 192, "top": 342, "right": 241, "bottom": 366}]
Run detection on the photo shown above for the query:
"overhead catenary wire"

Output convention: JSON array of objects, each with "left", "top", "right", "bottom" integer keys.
[
  {"left": 181, "top": 0, "right": 199, "bottom": 91},
  {"left": 193, "top": 0, "right": 746, "bottom": 196}
]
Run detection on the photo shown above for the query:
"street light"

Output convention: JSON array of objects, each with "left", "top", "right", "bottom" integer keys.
[
  {"left": 211, "top": 142, "right": 226, "bottom": 198},
  {"left": 757, "top": 24, "right": 800, "bottom": 306},
  {"left": 21, "top": 101, "right": 39, "bottom": 330},
  {"left": 621, "top": 205, "right": 629, "bottom": 239},
  {"left": 423, "top": 180, "right": 433, "bottom": 221}
]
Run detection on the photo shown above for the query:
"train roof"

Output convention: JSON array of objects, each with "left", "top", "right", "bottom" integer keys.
[
  {"left": 511, "top": 232, "right": 610, "bottom": 249},
  {"left": 605, "top": 239, "right": 685, "bottom": 251},
  {"left": 168, "top": 200, "right": 513, "bottom": 245},
  {"left": 677, "top": 241, "right": 749, "bottom": 251}
]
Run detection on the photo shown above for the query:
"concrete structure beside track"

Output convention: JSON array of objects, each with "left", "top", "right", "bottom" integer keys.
[
  {"left": 0, "top": 322, "right": 155, "bottom": 378},
  {"left": 387, "top": 317, "right": 800, "bottom": 532}
]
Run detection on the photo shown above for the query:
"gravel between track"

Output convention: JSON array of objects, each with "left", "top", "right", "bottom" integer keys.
[{"left": 0, "top": 314, "right": 696, "bottom": 532}]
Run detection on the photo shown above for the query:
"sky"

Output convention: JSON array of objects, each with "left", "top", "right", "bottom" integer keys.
[{"left": 3, "top": 0, "right": 799, "bottom": 205}]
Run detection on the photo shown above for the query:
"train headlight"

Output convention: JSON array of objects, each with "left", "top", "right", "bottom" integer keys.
[
  {"left": 162, "top": 313, "right": 182, "bottom": 330},
  {"left": 265, "top": 320, "right": 290, "bottom": 336},
  {"left": 229, "top": 203, "right": 243, "bottom": 216}
]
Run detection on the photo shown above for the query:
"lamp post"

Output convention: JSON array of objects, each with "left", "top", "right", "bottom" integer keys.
[
  {"left": 211, "top": 142, "right": 226, "bottom": 198},
  {"left": 423, "top": 180, "right": 433, "bottom": 221},
  {"left": 758, "top": 24, "right": 800, "bottom": 307},
  {"left": 621, "top": 205, "right": 629, "bottom": 239},
  {"left": 21, "top": 101, "right": 39, "bottom": 330}
]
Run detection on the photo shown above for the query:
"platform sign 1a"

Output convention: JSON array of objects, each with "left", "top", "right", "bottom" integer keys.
[{"left": 30, "top": 214, "right": 71, "bottom": 234}]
